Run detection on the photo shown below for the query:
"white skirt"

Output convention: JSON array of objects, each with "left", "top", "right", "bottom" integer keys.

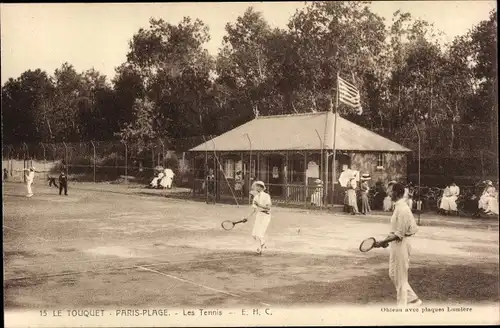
[{"left": 252, "top": 212, "right": 271, "bottom": 240}]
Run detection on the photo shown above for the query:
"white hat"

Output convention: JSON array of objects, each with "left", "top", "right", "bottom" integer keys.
[
  {"left": 30, "top": 167, "right": 35, "bottom": 171},
  {"left": 253, "top": 181, "right": 266, "bottom": 190},
  {"left": 315, "top": 179, "right": 323, "bottom": 185}
]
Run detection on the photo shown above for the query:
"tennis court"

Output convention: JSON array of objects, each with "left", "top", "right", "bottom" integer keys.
[{"left": 3, "top": 182, "right": 499, "bottom": 309}]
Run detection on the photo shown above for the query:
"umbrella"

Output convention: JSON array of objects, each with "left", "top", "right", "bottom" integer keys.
[{"left": 339, "top": 169, "right": 356, "bottom": 187}]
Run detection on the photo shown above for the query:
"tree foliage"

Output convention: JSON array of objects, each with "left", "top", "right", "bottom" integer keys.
[{"left": 2, "top": 3, "right": 497, "bottom": 158}]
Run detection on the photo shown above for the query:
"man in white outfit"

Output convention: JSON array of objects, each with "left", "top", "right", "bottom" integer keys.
[
  {"left": 376, "top": 183, "right": 421, "bottom": 307},
  {"left": 25, "top": 167, "right": 35, "bottom": 197},
  {"left": 251, "top": 181, "right": 272, "bottom": 255}
]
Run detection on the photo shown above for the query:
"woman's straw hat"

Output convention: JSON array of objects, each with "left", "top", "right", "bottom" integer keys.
[{"left": 361, "top": 173, "right": 371, "bottom": 180}]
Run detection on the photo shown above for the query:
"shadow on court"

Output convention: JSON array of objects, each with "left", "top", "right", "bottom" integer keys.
[{"left": 261, "top": 263, "right": 499, "bottom": 305}]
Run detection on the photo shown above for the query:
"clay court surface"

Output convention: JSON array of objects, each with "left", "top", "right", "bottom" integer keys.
[{"left": 3, "top": 182, "right": 499, "bottom": 309}]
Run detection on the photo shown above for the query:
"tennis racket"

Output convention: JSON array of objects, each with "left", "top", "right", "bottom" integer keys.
[
  {"left": 221, "top": 218, "right": 248, "bottom": 231},
  {"left": 359, "top": 237, "right": 388, "bottom": 252}
]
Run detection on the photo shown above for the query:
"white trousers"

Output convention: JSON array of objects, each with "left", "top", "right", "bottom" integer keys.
[
  {"left": 27, "top": 181, "right": 33, "bottom": 195},
  {"left": 252, "top": 212, "right": 271, "bottom": 245},
  {"left": 389, "top": 238, "right": 419, "bottom": 306}
]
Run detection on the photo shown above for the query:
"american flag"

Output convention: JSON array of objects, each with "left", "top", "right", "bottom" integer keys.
[{"left": 338, "top": 75, "right": 363, "bottom": 114}]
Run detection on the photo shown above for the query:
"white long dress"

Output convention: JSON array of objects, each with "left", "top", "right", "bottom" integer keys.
[{"left": 440, "top": 185, "right": 460, "bottom": 211}]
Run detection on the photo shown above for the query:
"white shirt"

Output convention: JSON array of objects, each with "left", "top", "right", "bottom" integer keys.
[
  {"left": 449, "top": 185, "right": 460, "bottom": 197},
  {"left": 252, "top": 191, "right": 272, "bottom": 213},
  {"left": 390, "top": 199, "right": 418, "bottom": 239},
  {"left": 26, "top": 171, "right": 35, "bottom": 183}
]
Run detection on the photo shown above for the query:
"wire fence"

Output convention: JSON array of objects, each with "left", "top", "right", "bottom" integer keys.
[{"left": 1, "top": 138, "right": 212, "bottom": 185}]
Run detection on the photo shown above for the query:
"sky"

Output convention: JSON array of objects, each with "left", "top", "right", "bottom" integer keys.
[{"left": 1, "top": 1, "right": 496, "bottom": 84}]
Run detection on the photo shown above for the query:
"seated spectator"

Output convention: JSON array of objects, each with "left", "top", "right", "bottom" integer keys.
[
  {"left": 440, "top": 180, "right": 460, "bottom": 213},
  {"left": 479, "top": 180, "right": 498, "bottom": 215}
]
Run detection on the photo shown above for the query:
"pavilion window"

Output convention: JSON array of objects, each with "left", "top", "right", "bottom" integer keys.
[{"left": 377, "top": 153, "right": 385, "bottom": 169}]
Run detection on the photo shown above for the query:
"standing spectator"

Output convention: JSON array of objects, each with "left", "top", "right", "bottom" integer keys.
[
  {"left": 59, "top": 171, "right": 68, "bottom": 196},
  {"left": 206, "top": 168, "right": 216, "bottom": 203},
  {"left": 404, "top": 182, "right": 415, "bottom": 211},
  {"left": 360, "top": 173, "right": 371, "bottom": 215},
  {"left": 346, "top": 177, "right": 359, "bottom": 215},
  {"left": 311, "top": 179, "right": 323, "bottom": 207},
  {"left": 384, "top": 180, "right": 397, "bottom": 211},
  {"left": 234, "top": 171, "right": 244, "bottom": 198},
  {"left": 3, "top": 168, "right": 8, "bottom": 182}
]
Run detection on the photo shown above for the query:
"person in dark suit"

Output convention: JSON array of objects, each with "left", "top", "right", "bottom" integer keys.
[{"left": 58, "top": 171, "right": 68, "bottom": 196}]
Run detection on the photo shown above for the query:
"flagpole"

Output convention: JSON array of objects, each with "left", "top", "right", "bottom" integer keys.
[{"left": 331, "top": 72, "right": 340, "bottom": 205}]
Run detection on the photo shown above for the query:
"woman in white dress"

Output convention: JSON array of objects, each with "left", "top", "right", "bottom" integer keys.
[
  {"left": 479, "top": 181, "right": 498, "bottom": 215},
  {"left": 439, "top": 180, "right": 460, "bottom": 214},
  {"left": 250, "top": 181, "right": 272, "bottom": 255},
  {"left": 160, "top": 168, "right": 175, "bottom": 189},
  {"left": 346, "top": 177, "right": 359, "bottom": 215},
  {"left": 311, "top": 179, "right": 323, "bottom": 207}
]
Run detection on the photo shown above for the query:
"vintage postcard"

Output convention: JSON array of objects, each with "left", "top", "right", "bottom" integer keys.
[{"left": 2, "top": 1, "right": 498, "bottom": 327}]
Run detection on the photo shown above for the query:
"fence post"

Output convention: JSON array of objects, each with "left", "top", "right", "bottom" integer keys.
[
  {"left": 9, "top": 145, "right": 14, "bottom": 176},
  {"left": 414, "top": 123, "right": 422, "bottom": 226},
  {"left": 244, "top": 133, "right": 252, "bottom": 205},
  {"left": 62, "top": 142, "right": 68, "bottom": 175},
  {"left": 40, "top": 142, "right": 46, "bottom": 176},
  {"left": 123, "top": 141, "right": 128, "bottom": 185},
  {"left": 90, "top": 140, "right": 96, "bottom": 183},
  {"left": 23, "top": 142, "right": 28, "bottom": 183},
  {"left": 159, "top": 139, "right": 165, "bottom": 167},
  {"left": 315, "top": 129, "right": 324, "bottom": 208},
  {"left": 152, "top": 148, "right": 155, "bottom": 172},
  {"left": 304, "top": 151, "right": 308, "bottom": 208}
]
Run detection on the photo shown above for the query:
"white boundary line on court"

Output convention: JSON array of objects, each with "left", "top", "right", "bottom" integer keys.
[
  {"left": 136, "top": 265, "right": 272, "bottom": 307},
  {"left": 4, "top": 254, "right": 251, "bottom": 281},
  {"left": 3, "top": 225, "right": 54, "bottom": 242}
]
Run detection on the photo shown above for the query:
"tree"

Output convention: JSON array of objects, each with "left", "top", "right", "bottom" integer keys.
[
  {"left": 1, "top": 69, "right": 54, "bottom": 143},
  {"left": 118, "top": 17, "right": 216, "bottom": 143},
  {"left": 117, "top": 98, "right": 159, "bottom": 153}
]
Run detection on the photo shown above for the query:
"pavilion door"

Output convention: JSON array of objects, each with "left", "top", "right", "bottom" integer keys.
[{"left": 268, "top": 156, "right": 283, "bottom": 197}]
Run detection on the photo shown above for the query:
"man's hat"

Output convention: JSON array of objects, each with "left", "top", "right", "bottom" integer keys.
[
  {"left": 314, "top": 179, "right": 323, "bottom": 185},
  {"left": 30, "top": 167, "right": 35, "bottom": 171},
  {"left": 388, "top": 180, "right": 397, "bottom": 185},
  {"left": 361, "top": 173, "right": 371, "bottom": 180}
]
